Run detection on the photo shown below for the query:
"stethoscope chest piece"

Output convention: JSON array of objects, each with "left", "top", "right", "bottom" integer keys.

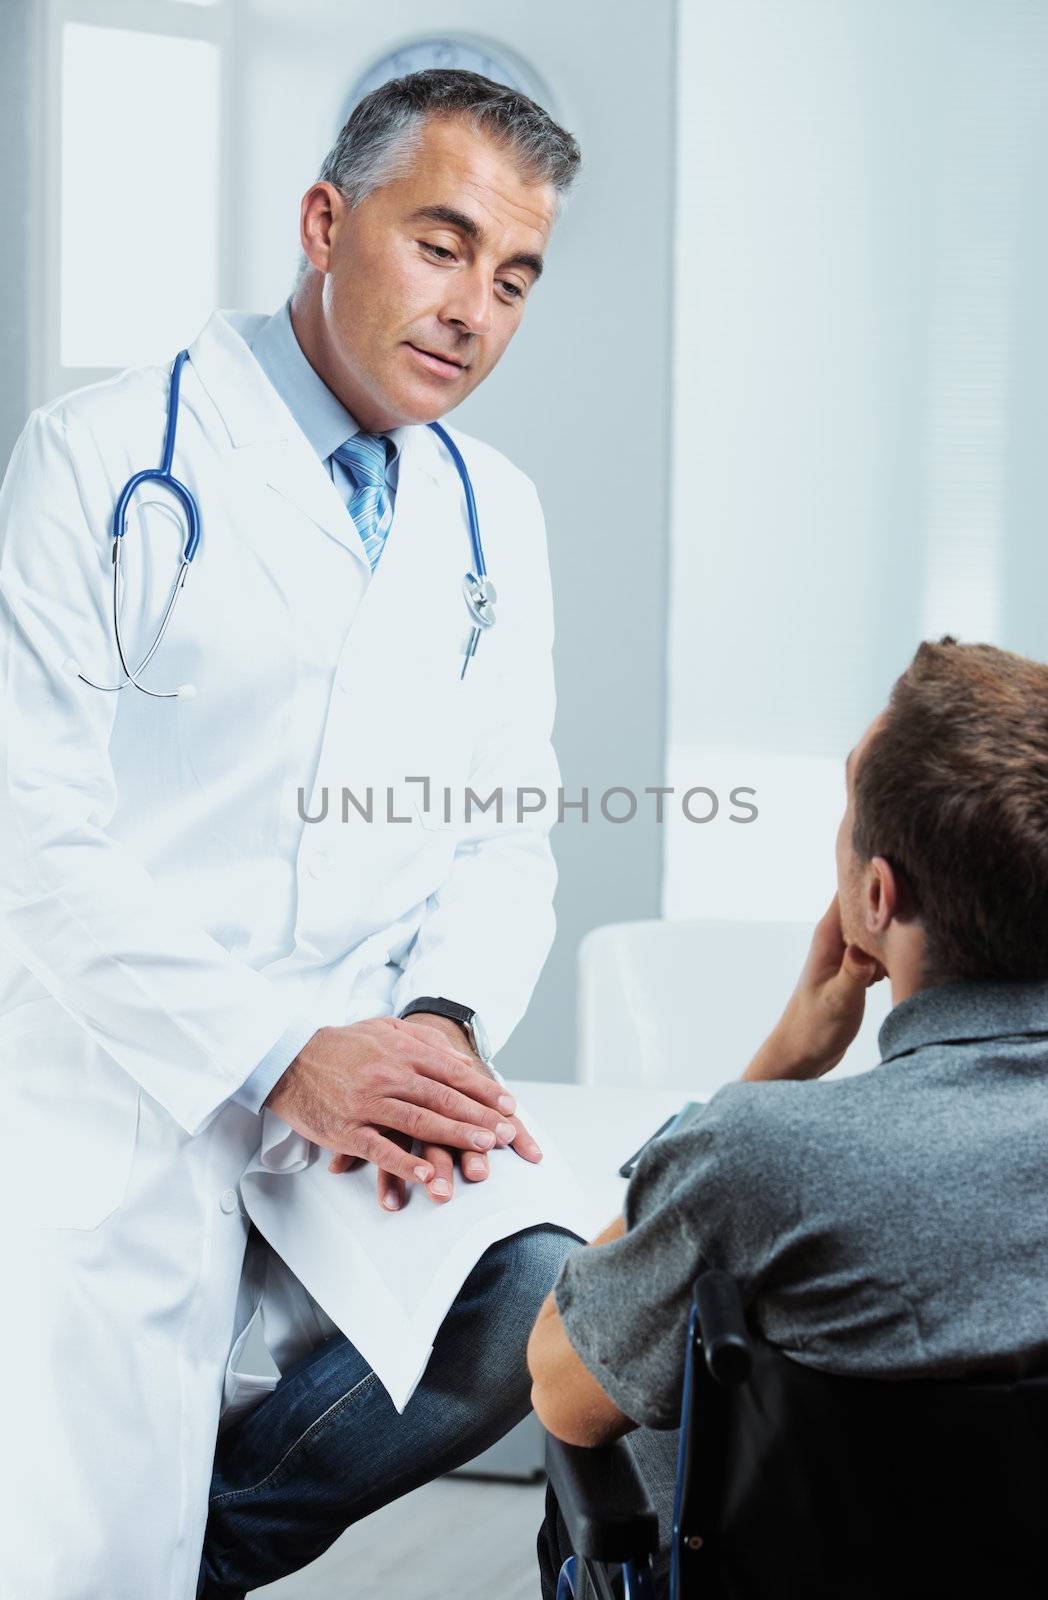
[
  {"left": 462, "top": 572, "right": 498, "bottom": 629},
  {"left": 460, "top": 572, "right": 497, "bottom": 679}
]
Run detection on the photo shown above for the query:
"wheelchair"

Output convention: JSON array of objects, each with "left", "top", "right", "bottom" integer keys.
[{"left": 546, "top": 1269, "right": 1048, "bottom": 1599}]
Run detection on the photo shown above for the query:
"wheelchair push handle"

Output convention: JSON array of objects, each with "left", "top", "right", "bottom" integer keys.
[{"left": 694, "top": 1271, "right": 753, "bottom": 1386}]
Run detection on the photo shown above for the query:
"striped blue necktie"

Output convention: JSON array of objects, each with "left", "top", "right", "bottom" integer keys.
[{"left": 331, "top": 432, "right": 396, "bottom": 571}]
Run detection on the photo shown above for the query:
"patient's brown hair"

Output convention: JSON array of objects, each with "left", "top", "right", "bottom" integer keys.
[{"left": 853, "top": 637, "right": 1048, "bottom": 983}]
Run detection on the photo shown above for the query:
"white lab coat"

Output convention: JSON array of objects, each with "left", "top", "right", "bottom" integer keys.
[{"left": 0, "top": 310, "right": 560, "bottom": 1599}]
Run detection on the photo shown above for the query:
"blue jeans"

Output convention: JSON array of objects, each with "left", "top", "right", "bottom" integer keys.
[{"left": 198, "top": 1224, "right": 580, "bottom": 1599}]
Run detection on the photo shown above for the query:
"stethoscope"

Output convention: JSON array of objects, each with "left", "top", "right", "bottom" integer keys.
[
  {"left": 77, "top": 350, "right": 496, "bottom": 700},
  {"left": 426, "top": 418, "right": 497, "bottom": 680}
]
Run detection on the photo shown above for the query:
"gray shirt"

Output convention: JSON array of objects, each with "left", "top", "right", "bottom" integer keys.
[{"left": 554, "top": 978, "right": 1048, "bottom": 1428}]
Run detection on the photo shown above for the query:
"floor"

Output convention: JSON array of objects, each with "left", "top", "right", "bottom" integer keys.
[{"left": 252, "top": 1475, "right": 548, "bottom": 1600}]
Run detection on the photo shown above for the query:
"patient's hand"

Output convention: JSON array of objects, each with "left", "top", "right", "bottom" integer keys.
[{"left": 742, "top": 896, "right": 886, "bottom": 1082}]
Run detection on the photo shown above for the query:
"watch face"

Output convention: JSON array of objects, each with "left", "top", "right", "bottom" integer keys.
[
  {"left": 346, "top": 38, "right": 549, "bottom": 120},
  {"left": 469, "top": 1012, "right": 492, "bottom": 1063}
]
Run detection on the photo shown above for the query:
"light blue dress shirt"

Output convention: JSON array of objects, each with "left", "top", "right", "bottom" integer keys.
[
  {"left": 231, "top": 300, "right": 400, "bottom": 1114},
  {"left": 248, "top": 297, "right": 401, "bottom": 510}
]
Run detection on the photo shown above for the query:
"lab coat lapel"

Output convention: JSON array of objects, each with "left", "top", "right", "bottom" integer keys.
[
  {"left": 264, "top": 438, "right": 370, "bottom": 568},
  {"left": 187, "top": 310, "right": 467, "bottom": 655},
  {"left": 187, "top": 309, "right": 370, "bottom": 570},
  {"left": 338, "top": 422, "right": 467, "bottom": 679}
]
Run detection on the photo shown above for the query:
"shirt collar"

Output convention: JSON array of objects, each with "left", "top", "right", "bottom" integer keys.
[
  {"left": 249, "top": 298, "right": 399, "bottom": 467},
  {"left": 878, "top": 978, "right": 1048, "bottom": 1065}
]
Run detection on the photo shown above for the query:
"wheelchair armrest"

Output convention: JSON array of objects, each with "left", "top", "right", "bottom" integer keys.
[
  {"left": 694, "top": 1270, "right": 753, "bottom": 1385},
  {"left": 544, "top": 1432, "right": 660, "bottom": 1564}
]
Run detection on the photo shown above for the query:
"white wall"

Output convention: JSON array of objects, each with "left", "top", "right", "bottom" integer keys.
[
  {"left": 664, "top": 0, "right": 1048, "bottom": 923},
  {"left": 229, "top": 0, "right": 677, "bottom": 1081},
  {"left": 0, "top": 1, "right": 34, "bottom": 467}
]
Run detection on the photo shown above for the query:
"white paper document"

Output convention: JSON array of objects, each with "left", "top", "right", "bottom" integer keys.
[{"left": 237, "top": 1100, "right": 601, "bottom": 1413}]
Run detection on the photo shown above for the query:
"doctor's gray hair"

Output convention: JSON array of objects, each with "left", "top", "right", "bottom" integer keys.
[{"left": 314, "top": 67, "right": 580, "bottom": 213}]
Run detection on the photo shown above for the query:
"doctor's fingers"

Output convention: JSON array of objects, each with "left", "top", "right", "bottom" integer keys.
[
  {"left": 371, "top": 1097, "right": 516, "bottom": 1155},
  {"left": 333, "top": 1125, "right": 435, "bottom": 1187},
  {"left": 454, "top": 1145, "right": 490, "bottom": 1184},
  {"left": 393, "top": 1024, "right": 518, "bottom": 1115},
  {"left": 386, "top": 1071, "right": 519, "bottom": 1139},
  {"left": 406, "top": 1051, "right": 519, "bottom": 1118},
  {"left": 377, "top": 1167, "right": 406, "bottom": 1211},
  {"left": 378, "top": 1141, "right": 458, "bottom": 1208},
  {"left": 506, "top": 1114, "right": 543, "bottom": 1164},
  {"left": 376, "top": 1129, "right": 412, "bottom": 1212},
  {"left": 419, "top": 1143, "right": 459, "bottom": 1202}
]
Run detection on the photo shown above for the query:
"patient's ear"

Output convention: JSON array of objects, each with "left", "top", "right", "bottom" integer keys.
[{"left": 863, "top": 856, "right": 898, "bottom": 935}]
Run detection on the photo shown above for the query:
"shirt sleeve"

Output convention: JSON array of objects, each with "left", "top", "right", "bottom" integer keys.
[
  {"left": 552, "top": 1086, "right": 765, "bottom": 1428},
  {"left": 231, "top": 1010, "right": 319, "bottom": 1113}
]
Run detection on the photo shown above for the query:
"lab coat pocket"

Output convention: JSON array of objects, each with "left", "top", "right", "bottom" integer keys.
[{"left": 2, "top": 999, "right": 141, "bottom": 1231}]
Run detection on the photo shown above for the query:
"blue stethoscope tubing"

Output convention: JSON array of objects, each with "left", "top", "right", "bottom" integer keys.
[
  {"left": 78, "top": 350, "right": 199, "bottom": 699},
  {"left": 79, "top": 348, "right": 494, "bottom": 698},
  {"left": 427, "top": 418, "right": 496, "bottom": 678},
  {"left": 428, "top": 420, "right": 483, "bottom": 579}
]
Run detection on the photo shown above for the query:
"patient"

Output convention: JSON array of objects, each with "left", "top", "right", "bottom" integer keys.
[{"left": 528, "top": 636, "right": 1048, "bottom": 1596}]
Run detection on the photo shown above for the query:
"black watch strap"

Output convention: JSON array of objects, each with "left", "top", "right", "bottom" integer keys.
[{"left": 398, "top": 996, "right": 491, "bottom": 1061}]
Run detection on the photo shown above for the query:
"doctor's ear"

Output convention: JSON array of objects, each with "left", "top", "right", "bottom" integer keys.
[{"left": 299, "top": 182, "right": 348, "bottom": 275}]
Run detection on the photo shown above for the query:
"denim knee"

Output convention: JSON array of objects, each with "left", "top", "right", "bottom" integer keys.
[
  {"left": 496, "top": 1223, "right": 584, "bottom": 1302},
  {"left": 461, "top": 1225, "right": 582, "bottom": 1358},
  {"left": 423, "top": 1224, "right": 582, "bottom": 1429}
]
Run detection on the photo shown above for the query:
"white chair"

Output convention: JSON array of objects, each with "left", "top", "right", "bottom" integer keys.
[{"left": 577, "top": 918, "right": 892, "bottom": 1096}]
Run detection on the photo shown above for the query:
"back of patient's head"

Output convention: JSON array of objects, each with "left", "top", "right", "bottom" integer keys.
[{"left": 853, "top": 637, "right": 1048, "bottom": 984}]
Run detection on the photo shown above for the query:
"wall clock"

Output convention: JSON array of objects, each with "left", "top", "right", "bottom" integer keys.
[{"left": 346, "top": 37, "right": 551, "bottom": 119}]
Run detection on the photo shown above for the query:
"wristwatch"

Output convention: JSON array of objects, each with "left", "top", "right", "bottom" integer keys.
[{"left": 398, "top": 996, "right": 493, "bottom": 1064}]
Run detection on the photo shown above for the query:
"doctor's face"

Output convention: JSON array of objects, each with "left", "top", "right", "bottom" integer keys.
[{"left": 296, "top": 116, "right": 557, "bottom": 432}]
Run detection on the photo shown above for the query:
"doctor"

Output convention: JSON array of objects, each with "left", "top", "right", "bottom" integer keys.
[{"left": 0, "top": 68, "right": 581, "bottom": 1600}]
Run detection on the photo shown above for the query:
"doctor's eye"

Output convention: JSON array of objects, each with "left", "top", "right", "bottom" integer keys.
[{"left": 419, "top": 241, "right": 457, "bottom": 262}]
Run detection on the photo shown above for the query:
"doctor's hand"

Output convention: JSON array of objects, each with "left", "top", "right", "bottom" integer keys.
[
  {"left": 742, "top": 895, "right": 886, "bottom": 1083},
  {"left": 263, "top": 1017, "right": 523, "bottom": 1191},
  {"left": 364, "top": 1015, "right": 543, "bottom": 1211},
  {"left": 327, "top": 1015, "right": 544, "bottom": 1209}
]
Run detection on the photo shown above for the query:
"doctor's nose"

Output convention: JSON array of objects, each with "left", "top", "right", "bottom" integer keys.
[{"left": 441, "top": 273, "right": 495, "bottom": 338}]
